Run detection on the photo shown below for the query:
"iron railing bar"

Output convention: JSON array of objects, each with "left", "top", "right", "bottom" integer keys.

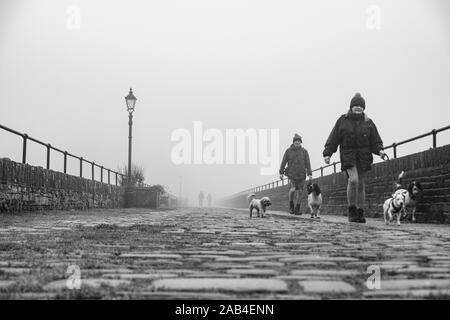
[
  {"left": 27, "top": 136, "right": 47, "bottom": 147},
  {"left": 436, "top": 125, "right": 450, "bottom": 133},
  {"left": 395, "top": 132, "right": 433, "bottom": 147},
  {"left": 0, "top": 124, "right": 24, "bottom": 137},
  {"left": 67, "top": 153, "right": 80, "bottom": 160},
  {"left": 1, "top": 123, "right": 123, "bottom": 186},
  {"left": 49, "top": 145, "right": 64, "bottom": 154}
]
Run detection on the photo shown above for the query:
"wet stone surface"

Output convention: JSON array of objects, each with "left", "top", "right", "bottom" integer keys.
[{"left": 0, "top": 207, "right": 450, "bottom": 299}]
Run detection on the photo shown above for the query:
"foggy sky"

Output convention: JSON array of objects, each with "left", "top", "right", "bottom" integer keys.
[{"left": 1, "top": 0, "right": 449, "bottom": 204}]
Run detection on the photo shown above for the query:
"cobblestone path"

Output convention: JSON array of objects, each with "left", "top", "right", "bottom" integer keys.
[{"left": 0, "top": 207, "right": 449, "bottom": 299}]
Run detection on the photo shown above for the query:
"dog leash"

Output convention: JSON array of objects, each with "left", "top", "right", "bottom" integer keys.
[{"left": 381, "top": 153, "right": 397, "bottom": 193}]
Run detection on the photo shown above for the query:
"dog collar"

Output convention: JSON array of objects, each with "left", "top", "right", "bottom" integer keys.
[{"left": 391, "top": 199, "right": 403, "bottom": 213}]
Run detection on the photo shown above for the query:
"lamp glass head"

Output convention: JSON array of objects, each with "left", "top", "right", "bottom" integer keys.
[{"left": 125, "top": 88, "right": 137, "bottom": 112}]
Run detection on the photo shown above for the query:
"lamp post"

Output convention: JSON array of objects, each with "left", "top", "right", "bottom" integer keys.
[{"left": 125, "top": 88, "right": 137, "bottom": 186}]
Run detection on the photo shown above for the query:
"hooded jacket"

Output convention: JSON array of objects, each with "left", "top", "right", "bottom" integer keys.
[
  {"left": 279, "top": 144, "right": 312, "bottom": 180},
  {"left": 323, "top": 112, "right": 383, "bottom": 171}
]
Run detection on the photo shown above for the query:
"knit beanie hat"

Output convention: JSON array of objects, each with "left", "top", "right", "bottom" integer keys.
[
  {"left": 293, "top": 133, "right": 302, "bottom": 143},
  {"left": 350, "top": 92, "right": 365, "bottom": 110}
]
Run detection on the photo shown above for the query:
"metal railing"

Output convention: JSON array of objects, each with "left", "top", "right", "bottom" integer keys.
[
  {"left": 0, "top": 123, "right": 126, "bottom": 186},
  {"left": 232, "top": 124, "right": 450, "bottom": 197}
]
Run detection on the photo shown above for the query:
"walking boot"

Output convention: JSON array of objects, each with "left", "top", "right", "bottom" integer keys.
[
  {"left": 294, "top": 204, "right": 302, "bottom": 215},
  {"left": 348, "top": 205, "right": 359, "bottom": 222},
  {"left": 289, "top": 201, "right": 295, "bottom": 214},
  {"left": 355, "top": 208, "right": 366, "bottom": 223}
]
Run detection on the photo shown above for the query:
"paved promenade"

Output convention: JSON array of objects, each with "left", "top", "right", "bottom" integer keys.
[{"left": 0, "top": 207, "right": 449, "bottom": 299}]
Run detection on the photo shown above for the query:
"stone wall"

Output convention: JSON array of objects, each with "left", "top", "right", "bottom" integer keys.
[
  {"left": 0, "top": 158, "right": 124, "bottom": 212},
  {"left": 124, "top": 187, "right": 159, "bottom": 208},
  {"left": 219, "top": 145, "right": 450, "bottom": 223}
]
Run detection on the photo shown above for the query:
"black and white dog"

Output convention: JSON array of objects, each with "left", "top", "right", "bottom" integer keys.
[
  {"left": 394, "top": 171, "right": 424, "bottom": 222},
  {"left": 307, "top": 182, "right": 322, "bottom": 219},
  {"left": 247, "top": 193, "right": 271, "bottom": 218}
]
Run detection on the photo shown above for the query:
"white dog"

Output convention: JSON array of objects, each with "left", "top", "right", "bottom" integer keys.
[
  {"left": 247, "top": 193, "right": 272, "bottom": 218},
  {"left": 383, "top": 192, "right": 406, "bottom": 225}
]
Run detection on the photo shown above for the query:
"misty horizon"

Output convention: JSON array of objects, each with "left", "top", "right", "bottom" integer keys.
[{"left": 1, "top": 0, "right": 450, "bottom": 204}]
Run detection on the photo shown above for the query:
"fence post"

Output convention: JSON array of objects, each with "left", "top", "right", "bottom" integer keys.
[
  {"left": 46, "top": 144, "right": 51, "bottom": 169},
  {"left": 333, "top": 162, "right": 336, "bottom": 173},
  {"left": 393, "top": 143, "right": 397, "bottom": 159},
  {"left": 108, "top": 169, "right": 110, "bottom": 185},
  {"left": 320, "top": 167, "right": 323, "bottom": 177},
  {"left": 64, "top": 151, "right": 68, "bottom": 173},
  {"left": 432, "top": 129, "right": 437, "bottom": 148},
  {"left": 22, "top": 134, "right": 28, "bottom": 164},
  {"left": 100, "top": 166, "right": 103, "bottom": 183},
  {"left": 80, "top": 157, "right": 83, "bottom": 177},
  {"left": 115, "top": 172, "right": 118, "bottom": 186},
  {"left": 91, "top": 162, "right": 95, "bottom": 181}
]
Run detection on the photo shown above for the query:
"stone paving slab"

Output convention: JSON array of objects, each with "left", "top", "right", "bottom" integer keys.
[
  {"left": 120, "top": 253, "right": 182, "bottom": 259},
  {"left": 130, "top": 291, "right": 235, "bottom": 300},
  {"left": 43, "top": 278, "right": 131, "bottom": 291},
  {"left": 226, "top": 269, "right": 279, "bottom": 276},
  {"left": 1, "top": 207, "right": 450, "bottom": 299},
  {"left": 379, "top": 279, "right": 450, "bottom": 290},
  {"left": 290, "top": 270, "right": 359, "bottom": 277},
  {"left": 0, "top": 280, "right": 16, "bottom": 289},
  {"left": 279, "top": 255, "right": 359, "bottom": 263},
  {"left": 363, "top": 289, "right": 450, "bottom": 298},
  {"left": 150, "top": 278, "right": 289, "bottom": 293},
  {"left": 299, "top": 281, "right": 356, "bottom": 293},
  {"left": 104, "top": 273, "right": 178, "bottom": 280}
]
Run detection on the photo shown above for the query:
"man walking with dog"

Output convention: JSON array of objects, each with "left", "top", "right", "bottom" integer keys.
[
  {"left": 323, "top": 93, "right": 387, "bottom": 223},
  {"left": 279, "top": 134, "right": 313, "bottom": 215}
]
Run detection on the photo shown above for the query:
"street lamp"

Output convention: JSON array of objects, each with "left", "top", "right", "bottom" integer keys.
[{"left": 125, "top": 88, "right": 137, "bottom": 186}]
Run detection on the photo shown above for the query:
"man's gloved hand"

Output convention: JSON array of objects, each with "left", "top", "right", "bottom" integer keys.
[
  {"left": 379, "top": 150, "right": 388, "bottom": 160},
  {"left": 307, "top": 175, "right": 313, "bottom": 181}
]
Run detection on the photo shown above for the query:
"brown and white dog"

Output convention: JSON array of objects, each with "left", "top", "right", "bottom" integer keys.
[
  {"left": 247, "top": 193, "right": 271, "bottom": 218},
  {"left": 307, "top": 182, "right": 322, "bottom": 218},
  {"left": 394, "top": 171, "right": 424, "bottom": 222},
  {"left": 383, "top": 192, "right": 406, "bottom": 225}
]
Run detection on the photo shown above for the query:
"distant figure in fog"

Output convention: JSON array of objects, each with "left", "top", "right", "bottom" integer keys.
[
  {"left": 207, "top": 194, "right": 212, "bottom": 207},
  {"left": 198, "top": 191, "right": 205, "bottom": 207}
]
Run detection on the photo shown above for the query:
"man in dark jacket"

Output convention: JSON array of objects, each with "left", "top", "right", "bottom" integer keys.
[
  {"left": 323, "top": 93, "right": 386, "bottom": 223},
  {"left": 279, "top": 134, "right": 313, "bottom": 215}
]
